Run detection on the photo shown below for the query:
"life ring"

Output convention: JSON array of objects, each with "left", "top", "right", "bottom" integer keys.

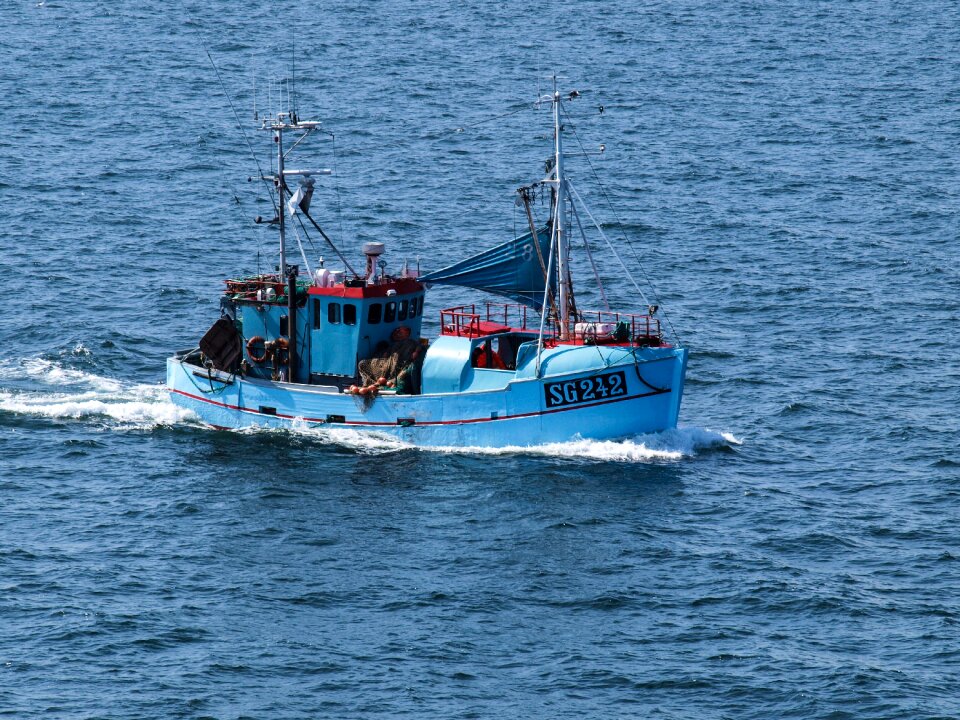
[{"left": 246, "top": 336, "right": 268, "bottom": 363}]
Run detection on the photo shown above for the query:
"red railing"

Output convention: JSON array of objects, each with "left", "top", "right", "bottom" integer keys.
[
  {"left": 479, "top": 302, "right": 535, "bottom": 331},
  {"left": 571, "top": 310, "right": 662, "bottom": 345},
  {"left": 440, "top": 305, "right": 482, "bottom": 337},
  {"left": 439, "top": 302, "right": 663, "bottom": 345}
]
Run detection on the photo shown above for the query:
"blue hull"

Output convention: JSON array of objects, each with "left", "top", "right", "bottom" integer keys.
[{"left": 167, "top": 345, "right": 687, "bottom": 448}]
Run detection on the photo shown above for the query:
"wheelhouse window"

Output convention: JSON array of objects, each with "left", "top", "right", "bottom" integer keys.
[
  {"left": 385, "top": 301, "right": 397, "bottom": 323},
  {"left": 367, "top": 303, "right": 382, "bottom": 324},
  {"left": 398, "top": 300, "right": 408, "bottom": 321},
  {"left": 328, "top": 302, "right": 341, "bottom": 324},
  {"left": 313, "top": 299, "right": 322, "bottom": 328},
  {"left": 471, "top": 337, "right": 509, "bottom": 370},
  {"left": 344, "top": 303, "right": 357, "bottom": 325}
]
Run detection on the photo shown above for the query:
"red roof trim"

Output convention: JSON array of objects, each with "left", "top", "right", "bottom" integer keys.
[{"left": 308, "top": 278, "right": 424, "bottom": 298}]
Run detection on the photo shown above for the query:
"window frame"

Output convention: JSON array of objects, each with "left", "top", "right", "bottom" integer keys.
[{"left": 328, "top": 302, "right": 341, "bottom": 325}]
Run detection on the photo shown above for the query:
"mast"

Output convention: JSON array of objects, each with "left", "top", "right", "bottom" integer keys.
[
  {"left": 258, "top": 111, "right": 333, "bottom": 382},
  {"left": 552, "top": 90, "right": 571, "bottom": 339},
  {"left": 263, "top": 113, "right": 336, "bottom": 277},
  {"left": 535, "top": 85, "right": 573, "bottom": 373},
  {"left": 274, "top": 115, "right": 297, "bottom": 380},
  {"left": 275, "top": 116, "right": 288, "bottom": 278}
]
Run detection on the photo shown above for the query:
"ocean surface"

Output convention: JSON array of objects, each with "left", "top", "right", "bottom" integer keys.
[{"left": 2, "top": 1, "right": 959, "bottom": 717}]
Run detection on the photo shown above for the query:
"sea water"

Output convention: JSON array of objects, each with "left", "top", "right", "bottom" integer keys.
[{"left": 1, "top": 1, "right": 958, "bottom": 717}]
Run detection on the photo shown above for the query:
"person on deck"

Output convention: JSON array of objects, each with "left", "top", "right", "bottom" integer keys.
[{"left": 473, "top": 341, "right": 506, "bottom": 370}]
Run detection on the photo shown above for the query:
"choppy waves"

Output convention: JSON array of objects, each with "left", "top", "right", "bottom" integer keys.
[{"left": 6, "top": 0, "right": 960, "bottom": 715}]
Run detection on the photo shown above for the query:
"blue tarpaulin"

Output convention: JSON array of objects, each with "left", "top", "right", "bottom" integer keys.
[{"left": 420, "top": 225, "right": 554, "bottom": 310}]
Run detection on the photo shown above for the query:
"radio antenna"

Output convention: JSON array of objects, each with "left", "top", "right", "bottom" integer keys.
[
  {"left": 176, "top": 0, "right": 276, "bottom": 214},
  {"left": 291, "top": 32, "right": 298, "bottom": 119}
]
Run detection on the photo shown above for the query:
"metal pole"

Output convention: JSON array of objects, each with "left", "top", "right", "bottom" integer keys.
[
  {"left": 277, "top": 116, "right": 294, "bottom": 381},
  {"left": 287, "top": 264, "right": 298, "bottom": 381},
  {"left": 519, "top": 187, "right": 557, "bottom": 319},
  {"left": 535, "top": 194, "right": 560, "bottom": 377},
  {"left": 553, "top": 92, "right": 570, "bottom": 340},
  {"left": 276, "top": 120, "right": 287, "bottom": 278}
]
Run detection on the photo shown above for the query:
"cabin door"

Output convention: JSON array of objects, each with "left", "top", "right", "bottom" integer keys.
[{"left": 310, "top": 329, "right": 358, "bottom": 377}]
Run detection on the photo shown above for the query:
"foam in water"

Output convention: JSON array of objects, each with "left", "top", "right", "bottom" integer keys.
[
  {"left": 0, "top": 391, "right": 196, "bottom": 427},
  {"left": 418, "top": 426, "right": 740, "bottom": 462},
  {"left": 1, "top": 357, "right": 739, "bottom": 459},
  {"left": 288, "top": 422, "right": 413, "bottom": 455},
  {"left": 288, "top": 420, "right": 740, "bottom": 462},
  {"left": 0, "top": 357, "right": 195, "bottom": 428}
]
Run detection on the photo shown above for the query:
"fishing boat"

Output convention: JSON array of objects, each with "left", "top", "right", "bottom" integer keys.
[{"left": 166, "top": 87, "right": 688, "bottom": 447}]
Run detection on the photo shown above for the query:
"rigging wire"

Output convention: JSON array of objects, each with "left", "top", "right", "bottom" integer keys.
[
  {"left": 288, "top": 220, "right": 313, "bottom": 276},
  {"left": 454, "top": 102, "right": 534, "bottom": 132},
  {"left": 569, "top": 199, "right": 610, "bottom": 312},
  {"left": 255, "top": 171, "right": 263, "bottom": 276},
  {"left": 293, "top": 211, "right": 321, "bottom": 259},
  {"left": 535, "top": 179, "right": 564, "bottom": 376},
  {"left": 567, "top": 181, "right": 651, "bottom": 307},
  {"left": 324, "top": 100, "right": 537, "bottom": 160},
  {"left": 187, "top": 6, "right": 348, "bottom": 276},
  {"left": 227, "top": 191, "right": 264, "bottom": 267},
  {"left": 326, "top": 131, "right": 347, "bottom": 245},
  {"left": 177, "top": 0, "right": 278, "bottom": 218},
  {"left": 291, "top": 32, "right": 298, "bottom": 119},
  {"left": 299, "top": 207, "right": 359, "bottom": 276},
  {"left": 276, "top": 179, "right": 346, "bottom": 275},
  {"left": 290, "top": 207, "right": 326, "bottom": 268},
  {"left": 560, "top": 102, "right": 682, "bottom": 345},
  {"left": 255, "top": 100, "right": 536, "bottom": 183},
  {"left": 174, "top": 17, "right": 676, "bottom": 339}
]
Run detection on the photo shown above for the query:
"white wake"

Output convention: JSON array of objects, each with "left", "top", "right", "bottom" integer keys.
[
  {"left": 0, "top": 357, "right": 195, "bottom": 428},
  {"left": 419, "top": 426, "right": 741, "bottom": 462},
  {"left": 289, "top": 421, "right": 740, "bottom": 462},
  {"left": 1, "top": 357, "right": 739, "bottom": 461}
]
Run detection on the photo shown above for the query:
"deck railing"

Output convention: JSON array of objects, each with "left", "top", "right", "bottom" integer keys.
[
  {"left": 572, "top": 310, "right": 662, "bottom": 345},
  {"left": 439, "top": 305, "right": 482, "bottom": 337},
  {"left": 224, "top": 275, "right": 313, "bottom": 303},
  {"left": 439, "top": 302, "right": 663, "bottom": 345}
]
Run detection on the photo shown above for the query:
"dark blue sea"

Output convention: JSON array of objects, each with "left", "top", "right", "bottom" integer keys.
[{"left": 3, "top": 1, "right": 959, "bottom": 717}]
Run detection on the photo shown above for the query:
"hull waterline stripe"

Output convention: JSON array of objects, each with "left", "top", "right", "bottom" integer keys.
[{"left": 169, "top": 386, "right": 669, "bottom": 428}]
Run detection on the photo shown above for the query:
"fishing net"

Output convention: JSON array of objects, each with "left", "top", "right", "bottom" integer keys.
[{"left": 358, "top": 338, "right": 421, "bottom": 386}]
